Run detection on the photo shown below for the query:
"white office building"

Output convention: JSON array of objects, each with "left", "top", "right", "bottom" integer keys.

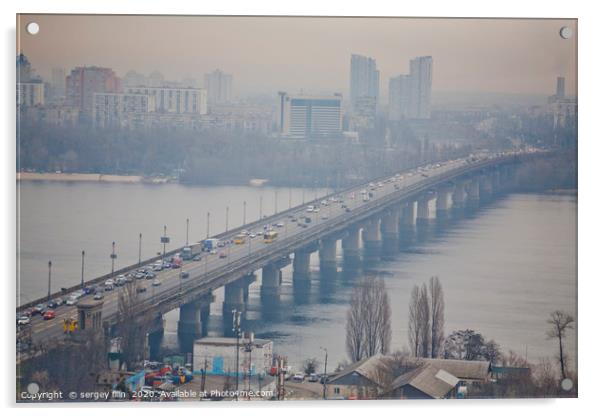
[{"left": 278, "top": 92, "right": 343, "bottom": 139}]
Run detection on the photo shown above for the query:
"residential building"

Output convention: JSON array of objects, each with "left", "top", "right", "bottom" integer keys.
[
  {"left": 92, "top": 92, "right": 156, "bottom": 128},
  {"left": 125, "top": 86, "right": 207, "bottom": 115},
  {"left": 389, "top": 56, "right": 433, "bottom": 120},
  {"left": 66, "top": 66, "right": 121, "bottom": 118},
  {"left": 547, "top": 76, "right": 577, "bottom": 129},
  {"left": 204, "top": 69, "right": 233, "bottom": 105},
  {"left": 350, "top": 54, "right": 380, "bottom": 127},
  {"left": 278, "top": 92, "right": 343, "bottom": 139},
  {"left": 17, "top": 82, "right": 45, "bottom": 107},
  {"left": 192, "top": 336, "right": 273, "bottom": 377},
  {"left": 50, "top": 67, "right": 66, "bottom": 100}
]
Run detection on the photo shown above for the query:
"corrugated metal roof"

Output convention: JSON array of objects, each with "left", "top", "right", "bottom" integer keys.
[
  {"left": 328, "top": 354, "right": 389, "bottom": 385},
  {"left": 413, "top": 358, "right": 491, "bottom": 381},
  {"left": 392, "top": 364, "right": 459, "bottom": 399}
]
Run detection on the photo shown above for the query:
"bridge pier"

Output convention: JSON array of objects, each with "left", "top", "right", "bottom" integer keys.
[
  {"left": 342, "top": 226, "right": 361, "bottom": 266},
  {"left": 436, "top": 186, "right": 452, "bottom": 220},
  {"left": 452, "top": 181, "right": 467, "bottom": 211},
  {"left": 148, "top": 314, "right": 164, "bottom": 361},
  {"left": 416, "top": 193, "right": 434, "bottom": 225},
  {"left": 479, "top": 174, "right": 493, "bottom": 201},
  {"left": 319, "top": 238, "right": 338, "bottom": 273},
  {"left": 179, "top": 298, "right": 213, "bottom": 353},
  {"left": 362, "top": 218, "right": 382, "bottom": 262},
  {"left": 381, "top": 207, "right": 400, "bottom": 259},
  {"left": 466, "top": 177, "right": 480, "bottom": 208},
  {"left": 402, "top": 201, "right": 416, "bottom": 226},
  {"left": 491, "top": 169, "right": 501, "bottom": 195},
  {"left": 261, "top": 264, "right": 281, "bottom": 299},
  {"left": 293, "top": 248, "right": 312, "bottom": 280}
]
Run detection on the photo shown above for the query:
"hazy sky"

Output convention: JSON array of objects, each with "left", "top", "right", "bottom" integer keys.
[{"left": 17, "top": 15, "right": 577, "bottom": 98}]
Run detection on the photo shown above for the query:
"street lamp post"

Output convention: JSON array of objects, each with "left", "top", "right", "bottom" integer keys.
[
  {"left": 259, "top": 196, "right": 263, "bottom": 219},
  {"left": 186, "top": 218, "right": 189, "bottom": 246},
  {"left": 138, "top": 233, "right": 142, "bottom": 266},
  {"left": 81, "top": 250, "right": 85, "bottom": 289},
  {"left": 232, "top": 309, "right": 242, "bottom": 400},
  {"left": 160, "top": 226, "right": 170, "bottom": 265},
  {"left": 206, "top": 212, "right": 210, "bottom": 239},
  {"left": 320, "top": 347, "right": 328, "bottom": 400},
  {"left": 110, "top": 242, "right": 117, "bottom": 278},
  {"left": 47, "top": 260, "right": 52, "bottom": 303}
]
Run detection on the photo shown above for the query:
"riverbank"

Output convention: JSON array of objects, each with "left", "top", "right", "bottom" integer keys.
[{"left": 17, "top": 172, "right": 170, "bottom": 184}]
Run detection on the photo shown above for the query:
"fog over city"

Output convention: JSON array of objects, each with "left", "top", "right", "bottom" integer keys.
[{"left": 19, "top": 15, "right": 576, "bottom": 99}]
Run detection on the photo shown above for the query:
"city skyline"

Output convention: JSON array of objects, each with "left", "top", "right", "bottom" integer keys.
[{"left": 17, "top": 15, "right": 576, "bottom": 99}]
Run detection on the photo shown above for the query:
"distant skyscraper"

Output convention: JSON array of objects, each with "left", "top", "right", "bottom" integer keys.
[
  {"left": 389, "top": 56, "right": 433, "bottom": 120},
  {"left": 66, "top": 66, "right": 121, "bottom": 118},
  {"left": 16, "top": 53, "right": 33, "bottom": 83},
  {"left": 278, "top": 92, "right": 342, "bottom": 139},
  {"left": 204, "top": 69, "right": 233, "bottom": 106},
  {"left": 556, "top": 76, "right": 566, "bottom": 99},
  {"left": 349, "top": 54, "right": 379, "bottom": 125},
  {"left": 125, "top": 86, "right": 207, "bottom": 115}
]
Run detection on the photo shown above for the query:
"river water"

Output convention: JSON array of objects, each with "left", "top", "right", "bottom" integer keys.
[{"left": 18, "top": 181, "right": 577, "bottom": 370}]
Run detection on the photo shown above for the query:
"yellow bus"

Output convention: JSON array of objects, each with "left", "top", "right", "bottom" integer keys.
[
  {"left": 264, "top": 230, "right": 278, "bottom": 243},
  {"left": 234, "top": 233, "right": 247, "bottom": 244}
]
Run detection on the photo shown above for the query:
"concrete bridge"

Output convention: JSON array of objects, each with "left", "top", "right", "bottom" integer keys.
[{"left": 17, "top": 151, "right": 547, "bottom": 355}]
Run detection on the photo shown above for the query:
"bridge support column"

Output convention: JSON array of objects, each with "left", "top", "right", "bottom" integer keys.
[
  {"left": 402, "top": 201, "right": 416, "bottom": 226},
  {"left": 416, "top": 194, "right": 433, "bottom": 225},
  {"left": 491, "top": 169, "right": 501, "bottom": 195},
  {"left": 363, "top": 218, "right": 382, "bottom": 262},
  {"left": 319, "top": 238, "right": 338, "bottom": 273},
  {"left": 381, "top": 207, "right": 400, "bottom": 258},
  {"left": 223, "top": 281, "right": 246, "bottom": 317},
  {"left": 148, "top": 314, "right": 164, "bottom": 361},
  {"left": 261, "top": 264, "right": 281, "bottom": 299},
  {"left": 178, "top": 301, "right": 202, "bottom": 339},
  {"left": 479, "top": 175, "right": 493, "bottom": 201},
  {"left": 452, "top": 181, "right": 467, "bottom": 211},
  {"left": 293, "top": 249, "right": 311, "bottom": 280},
  {"left": 467, "top": 177, "right": 480, "bottom": 208},
  {"left": 436, "top": 186, "right": 452, "bottom": 220},
  {"left": 342, "top": 226, "right": 361, "bottom": 266}
]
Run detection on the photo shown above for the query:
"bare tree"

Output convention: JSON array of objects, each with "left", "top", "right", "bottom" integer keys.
[
  {"left": 346, "top": 277, "right": 392, "bottom": 362},
  {"left": 429, "top": 276, "right": 445, "bottom": 358},
  {"left": 117, "top": 280, "right": 151, "bottom": 370},
  {"left": 546, "top": 310, "right": 574, "bottom": 380},
  {"left": 418, "top": 283, "right": 431, "bottom": 358},
  {"left": 408, "top": 285, "right": 421, "bottom": 357}
]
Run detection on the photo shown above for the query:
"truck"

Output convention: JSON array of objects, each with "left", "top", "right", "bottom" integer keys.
[
  {"left": 202, "top": 238, "right": 220, "bottom": 252},
  {"left": 180, "top": 246, "right": 193, "bottom": 260}
]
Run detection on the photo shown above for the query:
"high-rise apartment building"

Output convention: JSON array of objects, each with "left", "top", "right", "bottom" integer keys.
[
  {"left": 204, "top": 69, "right": 233, "bottom": 105},
  {"left": 50, "top": 68, "right": 66, "bottom": 100},
  {"left": 278, "top": 92, "right": 343, "bottom": 139},
  {"left": 66, "top": 66, "right": 121, "bottom": 118},
  {"left": 124, "top": 86, "right": 207, "bottom": 115},
  {"left": 349, "top": 54, "right": 379, "bottom": 125},
  {"left": 92, "top": 92, "right": 156, "bottom": 128},
  {"left": 389, "top": 56, "right": 433, "bottom": 120},
  {"left": 17, "top": 82, "right": 45, "bottom": 107}
]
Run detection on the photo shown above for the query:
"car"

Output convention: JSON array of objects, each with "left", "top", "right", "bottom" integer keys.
[
  {"left": 65, "top": 296, "right": 78, "bottom": 306},
  {"left": 219, "top": 252, "right": 227, "bottom": 259},
  {"left": 136, "top": 286, "right": 147, "bottom": 293},
  {"left": 47, "top": 300, "right": 60, "bottom": 309},
  {"left": 83, "top": 286, "right": 95, "bottom": 295},
  {"left": 193, "top": 254, "right": 202, "bottom": 261},
  {"left": 104, "top": 283, "right": 114, "bottom": 291},
  {"left": 292, "top": 373, "right": 305, "bottom": 382},
  {"left": 217, "top": 242, "right": 225, "bottom": 248},
  {"left": 152, "top": 279, "right": 161, "bottom": 287},
  {"left": 105, "top": 279, "right": 114, "bottom": 286},
  {"left": 152, "top": 265, "right": 163, "bottom": 272},
  {"left": 171, "top": 262, "right": 181, "bottom": 269},
  {"left": 162, "top": 262, "right": 172, "bottom": 269},
  {"left": 249, "top": 233, "right": 257, "bottom": 238},
  {"left": 181, "top": 271, "right": 190, "bottom": 279},
  {"left": 17, "top": 315, "right": 30, "bottom": 325},
  {"left": 209, "top": 249, "right": 217, "bottom": 255},
  {"left": 43, "top": 310, "right": 56, "bottom": 320},
  {"left": 93, "top": 292, "right": 104, "bottom": 300},
  {"left": 135, "top": 272, "right": 146, "bottom": 279},
  {"left": 321, "top": 215, "right": 328, "bottom": 220},
  {"left": 32, "top": 304, "right": 46, "bottom": 315},
  {"left": 276, "top": 223, "right": 284, "bottom": 228},
  {"left": 300, "top": 223, "right": 308, "bottom": 228},
  {"left": 115, "top": 277, "right": 127, "bottom": 286},
  {"left": 291, "top": 218, "right": 297, "bottom": 222},
  {"left": 308, "top": 373, "right": 319, "bottom": 382},
  {"left": 345, "top": 208, "right": 352, "bottom": 213}
]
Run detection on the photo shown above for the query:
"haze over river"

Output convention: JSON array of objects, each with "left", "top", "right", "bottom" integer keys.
[{"left": 18, "top": 181, "right": 577, "bottom": 369}]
